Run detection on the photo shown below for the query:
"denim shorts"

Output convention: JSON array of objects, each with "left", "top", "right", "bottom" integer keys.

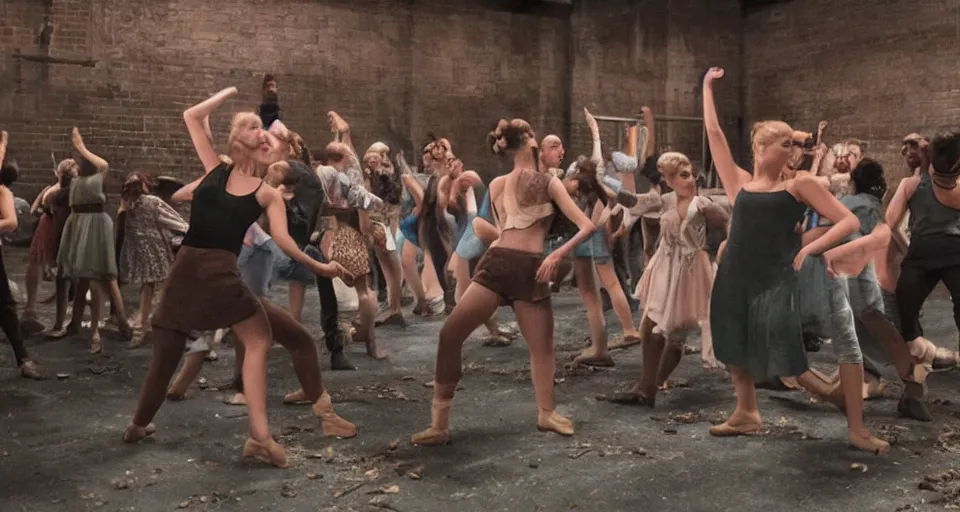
[
  {"left": 272, "top": 243, "right": 326, "bottom": 285},
  {"left": 573, "top": 230, "right": 611, "bottom": 263},
  {"left": 238, "top": 240, "right": 279, "bottom": 297}
]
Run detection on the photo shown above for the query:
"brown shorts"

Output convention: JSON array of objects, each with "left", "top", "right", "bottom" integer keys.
[
  {"left": 152, "top": 246, "right": 261, "bottom": 333},
  {"left": 472, "top": 247, "right": 550, "bottom": 306}
]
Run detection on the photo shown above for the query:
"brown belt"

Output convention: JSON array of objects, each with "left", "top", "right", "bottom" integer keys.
[{"left": 71, "top": 204, "right": 104, "bottom": 214}]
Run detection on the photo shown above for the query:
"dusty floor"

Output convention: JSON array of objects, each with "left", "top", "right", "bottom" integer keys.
[{"left": 3, "top": 247, "right": 960, "bottom": 512}]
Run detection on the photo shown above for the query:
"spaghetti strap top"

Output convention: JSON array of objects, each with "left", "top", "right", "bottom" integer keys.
[{"left": 491, "top": 168, "right": 554, "bottom": 231}]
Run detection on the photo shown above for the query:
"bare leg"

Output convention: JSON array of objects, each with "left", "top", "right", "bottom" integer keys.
[
  {"left": 572, "top": 258, "right": 613, "bottom": 366},
  {"left": 379, "top": 247, "right": 403, "bottom": 313},
  {"left": 421, "top": 252, "right": 444, "bottom": 303},
  {"left": 288, "top": 282, "right": 306, "bottom": 323},
  {"left": 230, "top": 306, "right": 289, "bottom": 467},
  {"left": 68, "top": 279, "right": 91, "bottom": 333},
  {"left": 613, "top": 315, "right": 662, "bottom": 405},
  {"left": 595, "top": 262, "right": 639, "bottom": 339},
  {"left": 167, "top": 351, "right": 205, "bottom": 400},
  {"left": 89, "top": 283, "right": 103, "bottom": 354},
  {"left": 23, "top": 261, "right": 42, "bottom": 322},
  {"left": 49, "top": 276, "right": 70, "bottom": 333},
  {"left": 700, "top": 317, "right": 722, "bottom": 369},
  {"left": 450, "top": 253, "right": 469, "bottom": 304},
  {"left": 709, "top": 366, "right": 764, "bottom": 436},
  {"left": 412, "top": 282, "right": 501, "bottom": 446},
  {"left": 655, "top": 333, "right": 685, "bottom": 388},
  {"left": 837, "top": 363, "right": 889, "bottom": 453},
  {"left": 103, "top": 279, "right": 132, "bottom": 340},
  {"left": 514, "top": 299, "right": 574, "bottom": 436},
  {"left": 401, "top": 241, "right": 427, "bottom": 310},
  {"left": 374, "top": 246, "right": 405, "bottom": 325},
  {"left": 132, "top": 282, "right": 156, "bottom": 329},
  {"left": 352, "top": 278, "right": 383, "bottom": 359}
]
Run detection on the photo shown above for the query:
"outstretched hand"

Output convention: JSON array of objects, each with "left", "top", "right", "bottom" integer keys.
[{"left": 0, "top": 130, "right": 8, "bottom": 146}]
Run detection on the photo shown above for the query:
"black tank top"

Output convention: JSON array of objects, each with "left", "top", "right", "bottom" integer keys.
[{"left": 182, "top": 164, "right": 264, "bottom": 255}]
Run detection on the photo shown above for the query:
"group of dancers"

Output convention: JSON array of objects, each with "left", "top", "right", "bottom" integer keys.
[{"left": 2, "top": 68, "right": 960, "bottom": 467}]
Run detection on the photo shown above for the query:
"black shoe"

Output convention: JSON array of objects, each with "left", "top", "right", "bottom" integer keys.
[{"left": 330, "top": 351, "right": 356, "bottom": 371}]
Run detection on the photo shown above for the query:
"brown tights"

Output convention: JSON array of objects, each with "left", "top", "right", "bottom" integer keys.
[{"left": 130, "top": 299, "right": 325, "bottom": 436}]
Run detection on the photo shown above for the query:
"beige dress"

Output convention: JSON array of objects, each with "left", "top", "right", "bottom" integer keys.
[{"left": 634, "top": 193, "right": 716, "bottom": 336}]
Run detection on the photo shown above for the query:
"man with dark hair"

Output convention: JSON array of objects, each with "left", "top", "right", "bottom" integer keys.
[{"left": 258, "top": 74, "right": 281, "bottom": 130}]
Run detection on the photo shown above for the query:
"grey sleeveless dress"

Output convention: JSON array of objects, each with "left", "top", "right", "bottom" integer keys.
[
  {"left": 711, "top": 189, "right": 808, "bottom": 380},
  {"left": 57, "top": 173, "right": 117, "bottom": 280}
]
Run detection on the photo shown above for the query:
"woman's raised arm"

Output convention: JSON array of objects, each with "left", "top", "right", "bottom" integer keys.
[
  {"left": 183, "top": 87, "right": 238, "bottom": 173},
  {"left": 702, "top": 68, "right": 751, "bottom": 202}
]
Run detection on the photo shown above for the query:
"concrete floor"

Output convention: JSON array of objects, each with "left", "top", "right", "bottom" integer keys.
[{"left": 2, "top": 246, "right": 960, "bottom": 512}]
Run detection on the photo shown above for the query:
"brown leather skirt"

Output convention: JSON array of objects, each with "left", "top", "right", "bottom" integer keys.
[
  {"left": 472, "top": 247, "right": 550, "bottom": 306},
  {"left": 152, "top": 246, "right": 261, "bottom": 332}
]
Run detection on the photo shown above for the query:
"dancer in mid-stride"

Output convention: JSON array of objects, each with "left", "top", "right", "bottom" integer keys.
[
  {"left": 411, "top": 119, "right": 595, "bottom": 446},
  {"left": 702, "top": 68, "right": 887, "bottom": 453},
  {"left": 123, "top": 87, "right": 354, "bottom": 468}
]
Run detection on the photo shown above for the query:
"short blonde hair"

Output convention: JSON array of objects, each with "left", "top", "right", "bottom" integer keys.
[
  {"left": 657, "top": 151, "right": 693, "bottom": 180},
  {"left": 751, "top": 120, "right": 793, "bottom": 155}
]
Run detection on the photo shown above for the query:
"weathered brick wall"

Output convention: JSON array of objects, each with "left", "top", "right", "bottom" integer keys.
[
  {"left": 570, "top": 0, "right": 743, "bottom": 172},
  {"left": 745, "top": 0, "right": 960, "bottom": 185},
  {"left": 1, "top": 0, "right": 742, "bottom": 202}
]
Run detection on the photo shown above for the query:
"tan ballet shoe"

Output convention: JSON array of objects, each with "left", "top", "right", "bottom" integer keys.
[
  {"left": 123, "top": 422, "right": 156, "bottom": 443},
  {"left": 411, "top": 427, "right": 451, "bottom": 446},
  {"left": 848, "top": 430, "right": 890, "bottom": 455},
  {"left": 283, "top": 388, "right": 312, "bottom": 405},
  {"left": 242, "top": 437, "right": 289, "bottom": 468},
  {"left": 411, "top": 396, "right": 452, "bottom": 446},
  {"left": 537, "top": 410, "right": 574, "bottom": 436},
  {"left": 313, "top": 392, "right": 357, "bottom": 438}
]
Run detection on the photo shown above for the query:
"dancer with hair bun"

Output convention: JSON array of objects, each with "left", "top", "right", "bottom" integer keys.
[{"left": 411, "top": 119, "right": 595, "bottom": 445}]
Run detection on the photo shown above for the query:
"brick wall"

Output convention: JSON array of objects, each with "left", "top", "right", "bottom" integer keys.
[
  {"left": 745, "top": 0, "right": 960, "bottom": 185},
  {"left": 1, "top": 0, "right": 742, "bottom": 202}
]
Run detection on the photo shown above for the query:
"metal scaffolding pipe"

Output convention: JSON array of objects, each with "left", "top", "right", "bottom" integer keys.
[
  {"left": 641, "top": 114, "right": 705, "bottom": 122},
  {"left": 592, "top": 115, "right": 642, "bottom": 124}
]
